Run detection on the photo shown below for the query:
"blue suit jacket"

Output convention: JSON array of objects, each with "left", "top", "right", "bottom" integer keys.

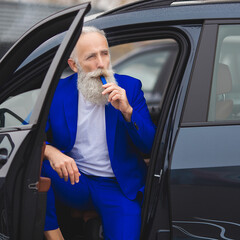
[{"left": 46, "top": 73, "right": 156, "bottom": 200}]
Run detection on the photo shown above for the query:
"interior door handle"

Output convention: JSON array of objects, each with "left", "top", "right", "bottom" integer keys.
[{"left": 0, "top": 148, "right": 8, "bottom": 166}]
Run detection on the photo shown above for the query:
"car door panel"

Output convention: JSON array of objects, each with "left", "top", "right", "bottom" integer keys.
[
  {"left": 0, "top": 134, "right": 14, "bottom": 171},
  {"left": 0, "top": 131, "right": 29, "bottom": 177},
  {"left": 170, "top": 126, "right": 240, "bottom": 239},
  {"left": 0, "top": 3, "right": 90, "bottom": 239},
  {"left": 169, "top": 21, "right": 240, "bottom": 239}
]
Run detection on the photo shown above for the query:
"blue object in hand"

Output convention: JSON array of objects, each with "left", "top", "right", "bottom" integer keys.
[{"left": 100, "top": 75, "right": 107, "bottom": 85}]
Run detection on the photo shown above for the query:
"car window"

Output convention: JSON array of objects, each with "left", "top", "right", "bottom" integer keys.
[
  {"left": 0, "top": 90, "right": 39, "bottom": 127},
  {"left": 208, "top": 25, "right": 240, "bottom": 122},
  {"left": 112, "top": 39, "right": 179, "bottom": 108},
  {"left": 0, "top": 32, "right": 65, "bottom": 128}
]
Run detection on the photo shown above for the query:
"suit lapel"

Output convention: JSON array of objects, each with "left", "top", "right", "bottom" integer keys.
[
  {"left": 105, "top": 103, "right": 118, "bottom": 161},
  {"left": 63, "top": 78, "right": 78, "bottom": 152}
]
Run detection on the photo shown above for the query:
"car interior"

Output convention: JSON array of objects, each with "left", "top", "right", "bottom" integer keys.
[
  {"left": 208, "top": 25, "right": 240, "bottom": 122},
  {"left": 215, "top": 63, "right": 233, "bottom": 121}
]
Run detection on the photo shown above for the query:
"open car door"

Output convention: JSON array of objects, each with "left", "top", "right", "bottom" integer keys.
[{"left": 0, "top": 3, "right": 90, "bottom": 239}]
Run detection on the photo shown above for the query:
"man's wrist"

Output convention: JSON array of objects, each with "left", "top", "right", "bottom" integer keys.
[{"left": 122, "top": 106, "right": 133, "bottom": 122}]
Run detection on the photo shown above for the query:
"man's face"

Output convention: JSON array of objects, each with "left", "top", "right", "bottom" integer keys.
[{"left": 75, "top": 32, "right": 110, "bottom": 73}]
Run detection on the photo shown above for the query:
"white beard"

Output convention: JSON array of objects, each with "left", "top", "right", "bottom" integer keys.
[{"left": 77, "top": 67, "right": 117, "bottom": 105}]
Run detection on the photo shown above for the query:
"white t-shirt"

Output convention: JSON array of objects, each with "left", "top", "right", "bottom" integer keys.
[{"left": 69, "top": 92, "right": 115, "bottom": 177}]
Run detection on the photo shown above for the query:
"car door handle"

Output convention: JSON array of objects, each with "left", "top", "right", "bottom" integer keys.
[{"left": 0, "top": 148, "right": 8, "bottom": 166}]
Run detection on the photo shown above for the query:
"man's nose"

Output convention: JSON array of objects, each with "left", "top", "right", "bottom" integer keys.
[{"left": 97, "top": 55, "right": 104, "bottom": 68}]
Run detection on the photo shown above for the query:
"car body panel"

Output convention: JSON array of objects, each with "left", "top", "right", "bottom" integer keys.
[{"left": 171, "top": 125, "right": 240, "bottom": 238}]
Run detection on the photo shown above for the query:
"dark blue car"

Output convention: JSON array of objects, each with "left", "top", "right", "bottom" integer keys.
[{"left": 0, "top": 0, "right": 240, "bottom": 239}]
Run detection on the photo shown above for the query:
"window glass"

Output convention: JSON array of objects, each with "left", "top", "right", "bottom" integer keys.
[
  {"left": 208, "top": 25, "right": 240, "bottom": 121},
  {"left": 114, "top": 50, "right": 169, "bottom": 91},
  {"left": 0, "top": 33, "right": 65, "bottom": 128},
  {"left": 111, "top": 39, "right": 179, "bottom": 109},
  {"left": 0, "top": 90, "right": 39, "bottom": 127}
]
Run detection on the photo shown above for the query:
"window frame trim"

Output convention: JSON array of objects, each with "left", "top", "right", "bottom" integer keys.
[
  {"left": 181, "top": 19, "right": 240, "bottom": 126},
  {"left": 181, "top": 21, "right": 218, "bottom": 124}
]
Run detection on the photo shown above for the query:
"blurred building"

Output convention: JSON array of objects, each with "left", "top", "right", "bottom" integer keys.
[
  {"left": 0, "top": 1, "right": 62, "bottom": 58},
  {"left": 0, "top": 0, "right": 137, "bottom": 59}
]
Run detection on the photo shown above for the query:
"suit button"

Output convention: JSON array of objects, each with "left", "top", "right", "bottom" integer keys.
[{"left": 134, "top": 122, "right": 139, "bottom": 130}]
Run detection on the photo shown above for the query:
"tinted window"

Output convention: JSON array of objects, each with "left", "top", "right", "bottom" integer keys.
[
  {"left": 0, "top": 90, "right": 39, "bottom": 127},
  {"left": 208, "top": 25, "right": 240, "bottom": 121},
  {"left": 0, "top": 33, "right": 65, "bottom": 128},
  {"left": 112, "top": 39, "right": 179, "bottom": 108}
]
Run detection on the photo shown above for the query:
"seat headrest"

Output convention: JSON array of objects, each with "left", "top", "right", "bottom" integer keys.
[{"left": 217, "top": 63, "right": 232, "bottom": 95}]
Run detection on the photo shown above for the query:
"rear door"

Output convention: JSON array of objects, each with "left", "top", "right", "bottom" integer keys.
[
  {"left": 0, "top": 3, "right": 90, "bottom": 239},
  {"left": 170, "top": 21, "right": 240, "bottom": 239}
]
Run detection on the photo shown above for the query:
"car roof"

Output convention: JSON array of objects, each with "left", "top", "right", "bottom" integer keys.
[
  {"left": 87, "top": 0, "right": 240, "bottom": 29},
  {"left": 99, "top": 0, "right": 240, "bottom": 19},
  {"left": 172, "top": 0, "right": 240, "bottom": 6}
]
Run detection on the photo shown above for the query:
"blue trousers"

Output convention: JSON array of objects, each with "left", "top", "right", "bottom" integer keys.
[{"left": 42, "top": 160, "right": 142, "bottom": 240}]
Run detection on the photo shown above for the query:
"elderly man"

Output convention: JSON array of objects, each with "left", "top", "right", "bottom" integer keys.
[{"left": 42, "top": 26, "right": 156, "bottom": 240}]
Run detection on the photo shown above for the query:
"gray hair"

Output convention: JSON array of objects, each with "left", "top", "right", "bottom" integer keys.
[
  {"left": 81, "top": 26, "right": 106, "bottom": 37},
  {"left": 70, "top": 26, "right": 107, "bottom": 62}
]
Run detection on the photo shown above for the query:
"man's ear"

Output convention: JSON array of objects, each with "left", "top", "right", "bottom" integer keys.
[{"left": 68, "top": 58, "right": 78, "bottom": 73}]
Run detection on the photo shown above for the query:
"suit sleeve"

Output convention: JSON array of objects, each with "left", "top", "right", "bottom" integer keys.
[{"left": 122, "top": 79, "right": 156, "bottom": 154}]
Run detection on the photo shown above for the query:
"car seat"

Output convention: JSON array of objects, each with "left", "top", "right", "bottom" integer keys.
[{"left": 215, "top": 63, "right": 233, "bottom": 120}]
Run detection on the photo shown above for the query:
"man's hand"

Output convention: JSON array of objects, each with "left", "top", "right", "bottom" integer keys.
[
  {"left": 44, "top": 145, "right": 80, "bottom": 185},
  {"left": 102, "top": 83, "right": 133, "bottom": 122}
]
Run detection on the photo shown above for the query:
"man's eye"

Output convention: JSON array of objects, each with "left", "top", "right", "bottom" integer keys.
[{"left": 86, "top": 55, "right": 94, "bottom": 60}]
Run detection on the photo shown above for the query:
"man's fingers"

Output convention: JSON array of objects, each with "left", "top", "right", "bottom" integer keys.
[
  {"left": 102, "top": 82, "right": 115, "bottom": 88},
  {"left": 50, "top": 162, "right": 64, "bottom": 178},
  {"left": 72, "top": 162, "right": 81, "bottom": 184},
  {"left": 66, "top": 161, "right": 80, "bottom": 185},
  {"left": 61, "top": 166, "right": 69, "bottom": 182},
  {"left": 47, "top": 146, "right": 80, "bottom": 184},
  {"left": 64, "top": 163, "right": 73, "bottom": 184},
  {"left": 108, "top": 90, "right": 120, "bottom": 102},
  {"left": 102, "top": 84, "right": 120, "bottom": 95},
  {"left": 111, "top": 94, "right": 121, "bottom": 101}
]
